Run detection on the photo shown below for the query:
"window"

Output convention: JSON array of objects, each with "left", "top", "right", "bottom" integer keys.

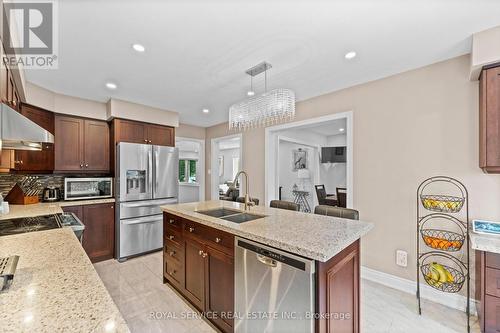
[{"left": 179, "top": 159, "right": 197, "bottom": 183}]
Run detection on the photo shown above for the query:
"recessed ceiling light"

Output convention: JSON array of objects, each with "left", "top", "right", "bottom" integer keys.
[
  {"left": 247, "top": 91, "right": 255, "bottom": 97},
  {"left": 105, "top": 82, "right": 117, "bottom": 90},
  {"left": 339, "top": 128, "right": 345, "bottom": 132},
  {"left": 132, "top": 43, "right": 145, "bottom": 52},
  {"left": 344, "top": 51, "right": 356, "bottom": 60},
  {"left": 202, "top": 108, "right": 210, "bottom": 114}
]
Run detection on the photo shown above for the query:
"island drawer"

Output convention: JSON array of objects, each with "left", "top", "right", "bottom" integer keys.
[
  {"left": 164, "top": 241, "right": 184, "bottom": 263},
  {"left": 204, "top": 227, "right": 234, "bottom": 255},
  {"left": 165, "top": 228, "right": 183, "bottom": 246},
  {"left": 164, "top": 213, "right": 183, "bottom": 231},
  {"left": 184, "top": 220, "right": 210, "bottom": 240},
  {"left": 164, "top": 258, "right": 183, "bottom": 285}
]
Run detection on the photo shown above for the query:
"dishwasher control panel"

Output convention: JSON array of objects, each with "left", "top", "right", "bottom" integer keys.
[{"left": 237, "top": 239, "right": 306, "bottom": 271}]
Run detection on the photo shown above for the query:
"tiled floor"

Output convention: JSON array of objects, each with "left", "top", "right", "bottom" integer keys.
[{"left": 94, "top": 251, "right": 479, "bottom": 333}]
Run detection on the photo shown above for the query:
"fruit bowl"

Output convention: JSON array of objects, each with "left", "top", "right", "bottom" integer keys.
[
  {"left": 420, "top": 229, "right": 464, "bottom": 252},
  {"left": 420, "top": 194, "right": 464, "bottom": 213},
  {"left": 420, "top": 262, "right": 465, "bottom": 293}
]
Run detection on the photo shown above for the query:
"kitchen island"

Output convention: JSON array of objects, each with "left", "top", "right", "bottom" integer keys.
[
  {"left": 161, "top": 200, "right": 373, "bottom": 333},
  {"left": 0, "top": 227, "right": 128, "bottom": 333}
]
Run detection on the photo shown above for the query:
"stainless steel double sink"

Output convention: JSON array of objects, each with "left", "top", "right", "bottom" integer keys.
[{"left": 196, "top": 208, "right": 266, "bottom": 224}]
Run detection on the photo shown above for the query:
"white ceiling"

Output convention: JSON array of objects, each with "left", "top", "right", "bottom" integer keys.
[{"left": 25, "top": 0, "right": 500, "bottom": 127}]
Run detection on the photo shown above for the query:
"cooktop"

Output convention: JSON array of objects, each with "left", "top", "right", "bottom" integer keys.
[{"left": 0, "top": 214, "right": 61, "bottom": 236}]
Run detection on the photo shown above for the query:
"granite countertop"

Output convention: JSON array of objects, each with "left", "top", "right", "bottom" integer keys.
[
  {"left": 161, "top": 200, "right": 374, "bottom": 262},
  {"left": 470, "top": 231, "right": 500, "bottom": 255},
  {"left": 0, "top": 198, "right": 116, "bottom": 220},
  {"left": 0, "top": 228, "right": 129, "bottom": 333}
]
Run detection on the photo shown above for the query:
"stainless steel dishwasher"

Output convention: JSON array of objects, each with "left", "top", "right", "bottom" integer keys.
[{"left": 234, "top": 237, "right": 315, "bottom": 333}]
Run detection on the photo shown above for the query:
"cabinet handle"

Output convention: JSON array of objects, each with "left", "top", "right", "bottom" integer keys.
[
  {"left": 168, "top": 235, "right": 174, "bottom": 240},
  {"left": 19, "top": 160, "right": 23, "bottom": 165},
  {"left": 144, "top": 139, "right": 148, "bottom": 143},
  {"left": 169, "top": 270, "right": 176, "bottom": 275},
  {"left": 85, "top": 163, "right": 89, "bottom": 168},
  {"left": 202, "top": 252, "right": 208, "bottom": 258},
  {"left": 189, "top": 227, "right": 194, "bottom": 233},
  {"left": 110, "top": 206, "right": 114, "bottom": 209},
  {"left": 198, "top": 250, "right": 203, "bottom": 256},
  {"left": 169, "top": 219, "right": 174, "bottom": 224},
  {"left": 215, "top": 237, "right": 221, "bottom": 243},
  {"left": 169, "top": 251, "right": 176, "bottom": 257},
  {"left": 148, "top": 140, "right": 152, "bottom": 143},
  {"left": 80, "top": 163, "right": 84, "bottom": 168}
]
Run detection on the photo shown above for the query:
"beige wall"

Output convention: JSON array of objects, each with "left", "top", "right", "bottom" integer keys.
[
  {"left": 176, "top": 123, "right": 206, "bottom": 140},
  {"left": 205, "top": 55, "right": 500, "bottom": 284},
  {"left": 471, "top": 25, "right": 500, "bottom": 80}
]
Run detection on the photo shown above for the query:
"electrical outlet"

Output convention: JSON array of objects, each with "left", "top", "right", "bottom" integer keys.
[{"left": 396, "top": 250, "right": 407, "bottom": 267}]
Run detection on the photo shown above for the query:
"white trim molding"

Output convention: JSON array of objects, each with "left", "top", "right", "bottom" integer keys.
[
  {"left": 264, "top": 111, "right": 353, "bottom": 207},
  {"left": 361, "top": 266, "right": 478, "bottom": 315}
]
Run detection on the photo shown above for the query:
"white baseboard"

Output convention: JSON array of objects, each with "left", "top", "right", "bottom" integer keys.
[{"left": 361, "top": 266, "right": 478, "bottom": 316}]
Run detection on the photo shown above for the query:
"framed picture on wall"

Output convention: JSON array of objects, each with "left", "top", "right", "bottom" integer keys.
[{"left": 292, "top": 148, "right": 308, "bottom": 171}]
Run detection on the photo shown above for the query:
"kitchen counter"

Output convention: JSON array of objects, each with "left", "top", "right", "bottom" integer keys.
[
  {"left": 0, "top": 198, "right": 116, "bottom": 220},
  {"left": 0, "top": 227, "right": 128, "bottom": 333},
  {"left": 161, "top": 200, "right": 373, "bottom": 262},
  {"left": 470, "top": 231, "right": 500, "bottom": 254}
]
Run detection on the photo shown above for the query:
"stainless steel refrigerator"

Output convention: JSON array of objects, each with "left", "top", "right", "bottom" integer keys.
[{"left": 116, "top": 142, "right": 178, "bottom": 261}]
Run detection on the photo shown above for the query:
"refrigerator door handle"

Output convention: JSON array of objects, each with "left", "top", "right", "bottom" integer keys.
[
  {"left": 121, "top": 198, "right": 177, "bottom": 208},
  {"left": 155, "top": 147, "right": 159, "bottom": 197},
  {"left": 148, "top": 148, "right": 153, "bottom": 195},
  {"left": 121, "top": 215, "right": 163, "bottom": 226}
]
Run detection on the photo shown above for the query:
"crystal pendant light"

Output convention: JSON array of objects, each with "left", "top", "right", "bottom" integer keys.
[{"left": 229, "top": 62, "right": 295, "bottom": 131}]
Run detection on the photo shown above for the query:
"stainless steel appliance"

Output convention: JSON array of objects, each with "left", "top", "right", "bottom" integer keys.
[
  {"left": 64, "top": 177, "right": 113, "bottom": 200},
  {"left": 0, "top": 103, "right": 54, "bottom": 150},
  {"left": 42, "top": 186, "right": 61, "bottom": 202},
  {"left": 58, "top": 213, "right": 85, "bottom": 243},
  {"left": 116, "top": 143, "right": 178, "bottom": 261},
  {"left": 0, "top": 215, "right": 61, "bottom": 236},
  {"left": 234, "top": 237, "right": 315, "bottom": 333}
]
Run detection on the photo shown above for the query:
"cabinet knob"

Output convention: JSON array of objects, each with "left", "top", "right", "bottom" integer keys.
[
  {"left": 202, "top": 252, "right": 208, "bottom": 258},
  {"left": 110, "top": 206, "right": 114, "bottom": 209},
  {"left": 19, "top": 160, "right": 23, "bottom": 164},
  {"left": 144, "top": 139, "right": 148, "bottom": 143},
  {"left": 215, "top": 237, "right": 221, "bottom": 243},
  {"left": 169, "top": 251, "right": 176, "bottom": 257},
  {"left": 189, "top": 227, "right": 194, "bottom": 233},
  {"left": 148, "top": 140, "right": 152, "bottom": 143},
  {"left": 80, "top": 163, "right": 84, "bottom": 168},
  {"left": 198, "top": 250, "right": 203, "bottom": 256},
  {"left": 169, "top": 270, "right": 176, "bottom": 275},
  {"left": 85, "top": 164, "right": 89, "bottom": 168},
  {"left": 168, "top": 235, "right": 174, "bottom": 240},
  {"left": 169, "top": 219, "right": 174, "bottom": 224}
]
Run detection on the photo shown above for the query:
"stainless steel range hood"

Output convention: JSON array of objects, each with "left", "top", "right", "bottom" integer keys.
[{"left": 0, "top": 103, "right": 54, "bottom": 151}]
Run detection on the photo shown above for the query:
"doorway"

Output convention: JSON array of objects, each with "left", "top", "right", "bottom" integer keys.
[
  {"left": 210, "top": 134, "right": 242, "bottom": 200},
  {"left": 176, "top": 137, "right": 205, "bottom": 203},
  {"left": 265, "top": 112, "right": 353, "bottom": 210}
]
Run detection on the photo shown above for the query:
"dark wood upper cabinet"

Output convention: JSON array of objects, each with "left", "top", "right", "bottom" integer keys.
[
  {"left": 112, "top": 118, "right": 175, "bottom": 146},
  {"left": 55, "top": 115, "right": 109, "bottom": 172},
  {"left": 54, "top": 115, "right": 85, "bottom": 171},
  {"left": 147, "top": 124, "right": 174, "bottom": 146},
  {"left": 84, "top": 119, "right": 110, "bottom": 171},
  {"left": 63, "top": 203, "right": 114, "bottom": 262},
  {"left": 113, "top": 118, "right": 147, "bottom": 144},
  {"left": 480, "top": 66, "right": 500, "bottom": 173},
  {"left": 12, "top": 103, "right": 55, "bottom": 172}
]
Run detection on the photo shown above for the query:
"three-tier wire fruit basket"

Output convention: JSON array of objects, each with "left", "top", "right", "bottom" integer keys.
[{"left": 416, "top": 176, "right": 470, "bottom": 332}]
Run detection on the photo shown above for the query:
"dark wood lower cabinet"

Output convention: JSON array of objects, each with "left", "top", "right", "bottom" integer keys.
[
  {"left": 163, "top": 212, "right": 360, "bottom": 333},
  {"left": 476, "top": 250, "right": 500, "bottom": 333},
  {"left": 62, "top": 203, "right": 114, "bottom": 263}
]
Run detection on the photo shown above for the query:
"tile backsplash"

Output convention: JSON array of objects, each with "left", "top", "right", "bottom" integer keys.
[{"left": 0, "top": 174, "right": 65, "bottom": 198}]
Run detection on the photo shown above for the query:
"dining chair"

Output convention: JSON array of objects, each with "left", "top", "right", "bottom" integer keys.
[
  {"left": 336, "top": 187, "right": 347, "bottom": 208},
  {"left": 314, "top": 205, "right": 359, "bottom": 220},
  {"left": 269, "top": 200, "right": 300, "bottom": 211},
  {"left": 314, "top": 185, "right": 338, "bottom": 206}
]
